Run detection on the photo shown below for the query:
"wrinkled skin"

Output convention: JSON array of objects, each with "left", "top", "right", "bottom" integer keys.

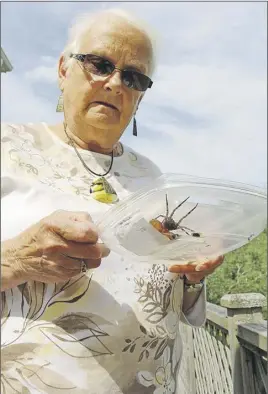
[
  {"left": 2, "top": 210, "right": 110, "bottom": 288},
  {"left": 57, "top": 14, "right": 153, "bottom": 153},
  {"left": 169, "top": 255, "right": 225, "bottom": 283}
]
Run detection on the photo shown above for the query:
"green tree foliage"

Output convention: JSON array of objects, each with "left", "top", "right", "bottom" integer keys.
[{"left": 206, "top": 229, "right": 267, "bottom": 319}]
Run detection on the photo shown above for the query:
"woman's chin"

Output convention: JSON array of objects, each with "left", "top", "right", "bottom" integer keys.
[{"left": 85, "top": 112, "right": 120, "bottom": 129}]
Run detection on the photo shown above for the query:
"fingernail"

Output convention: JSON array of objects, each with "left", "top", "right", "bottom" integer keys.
[{"left": 102, "top": 247, "right": 110, "bottom": 257}]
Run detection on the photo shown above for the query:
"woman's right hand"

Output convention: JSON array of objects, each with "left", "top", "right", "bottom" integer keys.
[{"left": 1, "top": 210, "right": 110, "bottom": 290}]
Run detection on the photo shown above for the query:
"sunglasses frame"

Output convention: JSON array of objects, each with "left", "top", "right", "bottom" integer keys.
[{"left": 70, "top": 53, "right": 153, "bottom": 92}]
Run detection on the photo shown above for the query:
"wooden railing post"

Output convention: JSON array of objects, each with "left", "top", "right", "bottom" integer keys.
[{"left": 220, "top": 293, "right": 266, "bottom": 394}]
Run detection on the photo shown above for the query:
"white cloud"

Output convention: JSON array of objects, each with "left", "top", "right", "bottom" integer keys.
[
  {"left": 40, "top": 55, "right": 57, "bottom": 64},
  {"left": 1, "top": 73, "right": 58, "bottom": 124},
  {"left": 25, "top": 64, "right": 58, "bottom": 84},
  {"left": 136, "top": 63, "right": 266, "bottom": 185},
  {"left": 149, "top": 63, "right": 266, "bottom": 133}
]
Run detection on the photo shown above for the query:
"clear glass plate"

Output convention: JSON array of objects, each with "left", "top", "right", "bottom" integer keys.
[{"left": 97, "top": 174, "right": 267, "bottom": 264}]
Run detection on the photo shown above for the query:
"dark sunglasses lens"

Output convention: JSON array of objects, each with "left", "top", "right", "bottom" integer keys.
[
  {"left": 84, "top": 55, "right": 114, "bottom": 76},
  {"left": 122, "top": 70, "right": 151, "bottom": 91}
]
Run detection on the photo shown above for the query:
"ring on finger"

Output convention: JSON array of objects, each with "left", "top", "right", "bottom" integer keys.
[
  {"left": 80, "top": 259, "right": 88, "bottom": 274},
  {"left": 60, "top": 253, "right": 88, "bottom": 273}
]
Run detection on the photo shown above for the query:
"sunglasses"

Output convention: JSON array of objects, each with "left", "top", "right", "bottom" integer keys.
[{"left": 70, "top": 53, "right": 153, "bottom": 92}]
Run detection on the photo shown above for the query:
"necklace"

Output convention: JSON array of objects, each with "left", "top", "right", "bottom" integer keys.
[{"left": 64, "top": 123, "right": 114, "bottom": 177}]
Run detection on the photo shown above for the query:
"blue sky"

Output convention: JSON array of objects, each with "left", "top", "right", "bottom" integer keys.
[{"left": 1, "top": 2, "right": 267, "bottom": 188}]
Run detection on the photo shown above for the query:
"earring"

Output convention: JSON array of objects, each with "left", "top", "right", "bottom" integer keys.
[
  {"left": 133, "top": 117, "right": 137, "bottom": 136},
  {"left": 56, "top": 94, "right": 64, "bottom": 112}
]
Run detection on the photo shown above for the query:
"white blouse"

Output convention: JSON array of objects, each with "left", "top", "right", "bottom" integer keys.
[{"left": 1, "top": 123, "right": 206, "bottom": 394}]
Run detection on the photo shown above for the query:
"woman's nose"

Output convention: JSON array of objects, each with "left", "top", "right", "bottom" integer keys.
[{"left": 103, "top": 70, "right": 123, "bottom": 94}]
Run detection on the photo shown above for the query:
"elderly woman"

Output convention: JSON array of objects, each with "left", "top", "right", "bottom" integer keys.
[{"left": 1, "top": 8, "right": 223, "bottom": 394}]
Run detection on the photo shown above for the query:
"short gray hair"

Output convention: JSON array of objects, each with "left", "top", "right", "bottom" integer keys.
[{"left": 62, "top": 8, "right": 157, "bottom": 76}]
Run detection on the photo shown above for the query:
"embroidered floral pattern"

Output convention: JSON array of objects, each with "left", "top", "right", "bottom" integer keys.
[
  {"left": 1, "top": 275, "right": 116, "bottom": 392},
  {"left": 137, "top": 347, "right": 175, "bottom": 393},
  {"left": 1, "top": 123, "right": 195, "bottom": 393}
]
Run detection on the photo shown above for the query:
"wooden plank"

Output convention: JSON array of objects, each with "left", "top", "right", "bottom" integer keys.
[
  {"left": 206, "top": 302, "right": 229, "bottom": 331},
  {"left": 239, "top": 338, "right": 268, "bottom": 359},
  {"left": 193, "top": 333, "right": 206, "bottom": 394},
  {"left": 207, "top": 302, "right": 228, "bottom": 317},
  {"left": 195, "top": 328, "right": 218, "bottom": 393},
  {"left": 237, "top": 322, "right": 267, "bottom": 353},
  {"left": 193, "top": 330, "right": 205, "bottom": 394},
  {"left": 194, "top": 354, "right": 205, "bottom": 394},
  {"left": 216, "top": 340, "right": 233, "bottom": 393},
  {"left": 240, "top": 346, "right": 254, "bottom": 394},
  {"left": 254, "top": 353, "right": 268, "bottom": 393},
  {"left": 245, "top": 347, "right": 257, "bottom": 394},
  {"left": 197, "top": 328, "right": 218, "bottom": 393},
  {"left": 212, "top": 334, "right": 231, "bottom": 393},
  {"left": 179, "top": 301, "right": 267, "bottom": 394},
  {"left": 194, "top": 329, "right": 211, "bottom": 394},
  {"left": 202, "top": 328, "right": 224, "bottom": 393},
  {"left": 193, "top": 325, "right": 233, "bottom": 393}
]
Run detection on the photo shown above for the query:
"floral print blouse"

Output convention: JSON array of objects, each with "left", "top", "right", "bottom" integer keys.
[{"left": 1, "top": 123, "right": 206, "bottom": 394}]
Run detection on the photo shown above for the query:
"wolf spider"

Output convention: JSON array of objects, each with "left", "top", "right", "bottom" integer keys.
[{"left": 154, "top": 194, "right": 200, "bottom": 237}]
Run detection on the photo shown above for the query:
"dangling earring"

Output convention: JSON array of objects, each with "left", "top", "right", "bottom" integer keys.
[
  {"left": 133, "top": 117, "right": 137, "bottom": 136},
  {"left": 56, "top": 93, "right": 64, "bottom": 112}
]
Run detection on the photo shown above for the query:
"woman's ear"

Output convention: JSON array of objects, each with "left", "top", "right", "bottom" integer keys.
[{"left": 58, "top": 55, "right": 67, "bottom": 90}]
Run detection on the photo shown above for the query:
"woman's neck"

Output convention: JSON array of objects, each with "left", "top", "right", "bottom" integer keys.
[
  {"left": 49, "top": 123, "right": 115, "bottom": 155},
  {"left": 67, "top": 131, "right": 113, "bottom": 155}
]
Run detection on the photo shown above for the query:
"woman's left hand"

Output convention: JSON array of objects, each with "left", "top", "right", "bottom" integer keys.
[{"left": 168, "top": 255, "right": 224, "bottom": 283}]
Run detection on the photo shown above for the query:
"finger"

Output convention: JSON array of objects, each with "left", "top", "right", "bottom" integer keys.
[
  {"left": 59, "top": 242, "right": 110, "bottom": 260},
  {"left": 168, "top": 255, "right": 224, "bottom": 274},
  {"left": 52, "top": 218, "right": 99, "bottom": 244},
  {"left": 84, "top": 258, "right": 102, "bottom": 269},
  {"left": 52, "top": 210, "right": 92, "bottom": 222},
  {"left": 168, "top": 265, "right": 197, "bottom": 274},
  {"left": 195, "top": 255, "right": 224, "bottom": 272},
  {"left": 57, "top": 250, "right": 103, "bottom": 268},
  {"left": 169, "top": 265, "right": 216, "bottom": 275},
  {"left": 99, "top": 243, "right": 110, "bottom": 258},
  {"left": 68, "top": 211, "right": 93, "bottom": 223}
]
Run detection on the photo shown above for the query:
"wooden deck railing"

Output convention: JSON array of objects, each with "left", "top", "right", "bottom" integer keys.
[{"left": 177, "top": 293, "right": 267, "bottom": 394}]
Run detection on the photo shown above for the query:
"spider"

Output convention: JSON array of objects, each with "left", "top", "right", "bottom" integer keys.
[{"left": 150, "top": 194, "right": 200, "bottom": 239}]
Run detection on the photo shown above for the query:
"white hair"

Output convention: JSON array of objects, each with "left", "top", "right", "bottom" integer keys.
[{"left": 62, "top": 8, "right": 158, "bottom": 76}]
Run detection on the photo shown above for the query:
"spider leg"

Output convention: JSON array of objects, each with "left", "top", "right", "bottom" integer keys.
[
  {"left": 176, "top": 203, "right": 198, "bottom": 226},
  {"left": 155, "top": 214, "right": 165, "bottom": 221},
  {"left": 177, "top": 226, "right": 192, "bottom": 236},
  {"left": 180, "top": 225, "right": 195, "bottom": 232},
  {"left": 170, "top": 196, "right": 190, "bottom": 219},
  {"left": 165, "top": 193, "right": 169, "bottom": 217}
]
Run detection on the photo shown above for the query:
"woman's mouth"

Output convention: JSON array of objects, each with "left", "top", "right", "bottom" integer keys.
[{"left": 91, "top": 101, "right": 119, "bottom": 111}]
